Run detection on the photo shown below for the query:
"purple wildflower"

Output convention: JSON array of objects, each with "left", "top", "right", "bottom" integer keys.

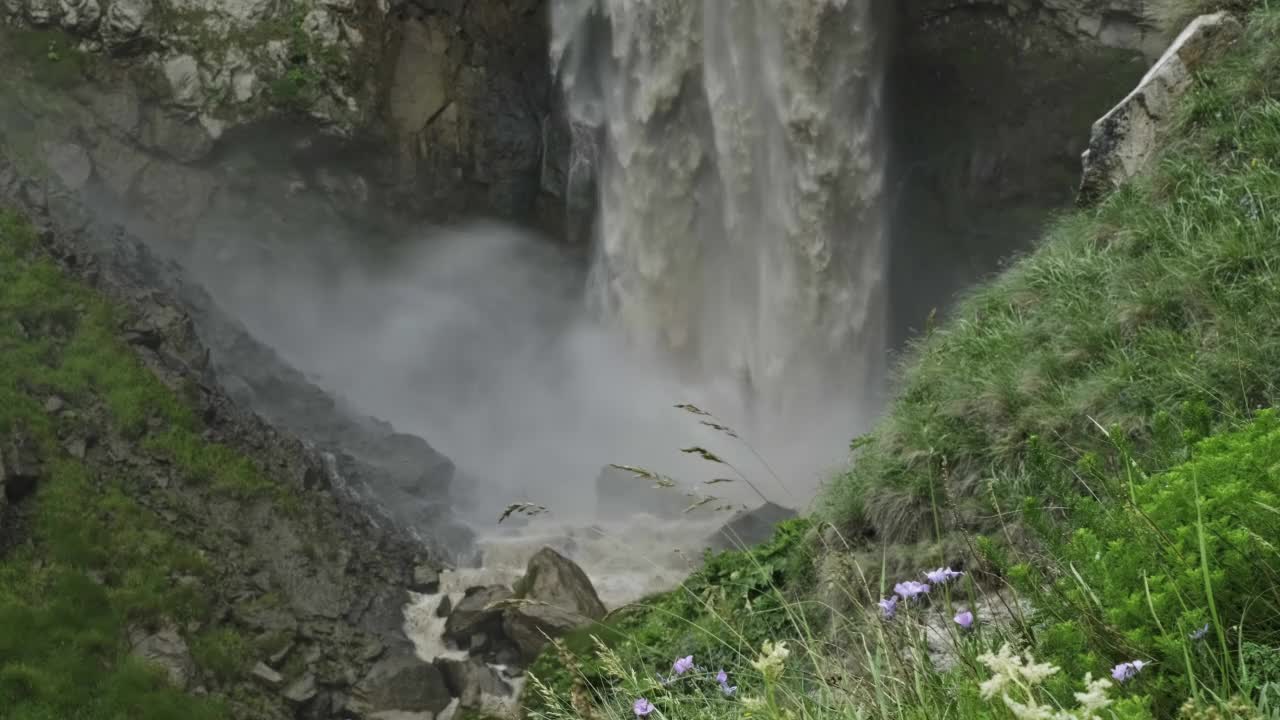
[
  {"left": 1110, "top": 660, "right": 1148, "bottom": 683},
  {"left": 673, "top": 655, "right": 694, "bottom": 676},
  {"left": 633, "top": 698, "right": 656, "bottom": 717},
  {"left": 894, "top": 580, "right": 931, "bottom": 601},
  {"left": 954, "top": 609, "right": 974, "bottom": 629},
  {"left": 877, "top": 596, "right": 898, "bottom": 619},
  {"left": 1190, "top": 623, "right": 1210, "bottom": 641},
  {"left": 716, "top": 669, "right": 737, "bottom": 697},
  {"left": 925, "top": 567, "right": 964, "bottom": 585}
]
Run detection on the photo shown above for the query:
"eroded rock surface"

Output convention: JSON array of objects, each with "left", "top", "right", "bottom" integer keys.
[{"left": 1078, "top": 12, "right": 1243, "bottom": 204}]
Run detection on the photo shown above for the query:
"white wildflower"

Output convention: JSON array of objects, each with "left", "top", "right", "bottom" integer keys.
[
  {"left": 751, "top": 640, "right": 791, "bottom": 681},
  {"left": 1002, "top": 694, "right": 1055, "bottom": 720},
  {"left": 1072, "top": 673, "right": 1114, "bottom": 718},
  {"left": 977, "top": 644, "right": 1117, "bottom": 720}
]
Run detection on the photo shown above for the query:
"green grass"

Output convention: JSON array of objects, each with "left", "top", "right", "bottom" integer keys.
[
  {"left": 823, "top": 1, "right": 1280, "bottom": 546},
  {"left": 0, "top": 208, "right": 302, "bottom": 716}
]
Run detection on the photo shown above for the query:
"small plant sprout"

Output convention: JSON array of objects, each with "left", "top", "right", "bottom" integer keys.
[{"left": 497, "top": 502, "right": 548, "bottom": 523}]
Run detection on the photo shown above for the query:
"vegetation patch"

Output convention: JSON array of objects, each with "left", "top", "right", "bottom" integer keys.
[
  {"left": 824, "top": 0, "right": 1280, "bottom": 546},
  {"left": 0, "top": 208, "right": 298, "bottom": 717}
]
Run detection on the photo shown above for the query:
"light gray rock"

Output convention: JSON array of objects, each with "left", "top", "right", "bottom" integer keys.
[
  {"left": 252, "top": 661, "right": 284, "bottom": 687},
  {"left": 103, "top": 0, "right": 150, "bottom": 43},
  {"left": 514, "top": 547, "right": 606, "bottom": 620},
  {"left": 283, "top": 672, "right": 318, "bottom": 705},
  {"left": 45, "top": 142, "right": 92, "bottom": 190},
  {"left": 163, "top": 55, "right": 203, "bottom": 108},
  {"left": 128, "top": 624, "right": 195, "bottom": 689},
  {"left": 1078, "top": 12, "right": 1243, "bottom": 204},
  {"left": 57, "top": 0, "right": 100, "bottom": 32}
]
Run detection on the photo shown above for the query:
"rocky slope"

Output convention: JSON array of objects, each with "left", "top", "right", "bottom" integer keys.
[{"left": 0, "top": 180, "right": 452, "bottom": 716}]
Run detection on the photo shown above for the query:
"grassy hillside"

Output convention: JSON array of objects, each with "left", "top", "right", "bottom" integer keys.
[
  {"left": 825, "top": 1, "right": 1280, "bottom": 546},
  {"left": 525, "top": 3, "right": 1280, "bottom": 720},
  {"left": 0, "top": 211, "right": 237, "bottom": 717}
]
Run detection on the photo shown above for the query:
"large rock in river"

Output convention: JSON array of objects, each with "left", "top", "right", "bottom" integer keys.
[
  {"left": 704, "top": 502, "right": 798, "bottom": 553},
  {"left": 443, "top": 585, "right": 512, "bottom": 647},
  {"left": 514, "top": 546, "right": 607, "bottom": 621},
  {"left": 502, "top": 602, "right": 595, "bottom": 664}
]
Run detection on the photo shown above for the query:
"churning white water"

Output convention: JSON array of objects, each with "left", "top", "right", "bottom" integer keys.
[{"left": 552, "top": 0, "right": 891, "bottom": 426}]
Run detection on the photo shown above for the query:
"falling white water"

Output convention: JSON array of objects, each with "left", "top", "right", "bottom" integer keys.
[{"left": 552, "top": 0, "right": 891, "bottom": 426}]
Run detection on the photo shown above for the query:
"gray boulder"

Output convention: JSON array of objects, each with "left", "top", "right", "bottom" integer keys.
[
  {"left": 1078, "top": 12, "right": 1243, "bottom": 204},
  {"left": 435, "top": 658, "right": 513, "bottom": 708},
  {"left": 514, "top": 547, "right": 607, "bottom": 620},
  {"left": 704, "top": 502, "right": 798, "bottom": 553},
  {"left": 443, "top": 585, "right": 512, "bottom": 646},
  {"left": 283, "top": 672, "right": 319, "bottom": 706},
  {"left": 502, "top": 603, "right": 594, "bottom": 664},
  {"left": 350, "top": 652, "right": 451, "bottom": 715}
]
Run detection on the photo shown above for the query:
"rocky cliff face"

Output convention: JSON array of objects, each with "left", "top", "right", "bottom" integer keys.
[
  {"left": 886, "top": 0, "right": 1157, "bottom": 342},
  {"left": 0, "top": 0, "right": 560, "bottom": 226}
]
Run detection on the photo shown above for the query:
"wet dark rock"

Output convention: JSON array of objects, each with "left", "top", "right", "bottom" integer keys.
[
  {"left": 444, "top": 585, "right": 512, "bottom": 645},
  {"left": 434, "top": 594, "right": 452, "bottom": 619},
  {"left": 1, "top": 429, "right": 41, "bottom": 503},
  {"left": 350, "top": 652, "right": 451, "bottom": 715},
  {"left": 502, "top": 603, "right": 595, "bottom": 664},
  {"left": 410, "top": 563, "right": 440, "bottom": 594},
  {"left": 514, "top": 546, "right": 607, "bottom": 620},
  {"left": 705, "top": 502, "right": 798, "bottom": 552},
  {"left": 435, "top": 657, "right": 513, "bottom": 707}
]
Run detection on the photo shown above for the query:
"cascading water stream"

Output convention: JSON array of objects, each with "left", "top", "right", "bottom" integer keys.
[{"left": 552, "top": 0, "right": 891, "bottom": 428}]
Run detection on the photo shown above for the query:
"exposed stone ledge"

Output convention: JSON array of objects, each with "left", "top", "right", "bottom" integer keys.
[{"left": 1077, "top": 11, "right": 1243, "bottom": 205}]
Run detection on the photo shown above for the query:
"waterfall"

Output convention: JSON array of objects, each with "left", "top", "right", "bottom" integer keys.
[{"left": 552, "top": 0, "right": 891, "bottom": 426}]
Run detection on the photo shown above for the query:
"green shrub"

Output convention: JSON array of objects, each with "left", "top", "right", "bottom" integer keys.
[
  {"left": 1014, "top": 411, "right": 1280, "bottom": 716},
  {"left": 192, "top": 628, "right": 253, "bottom": 684}
]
